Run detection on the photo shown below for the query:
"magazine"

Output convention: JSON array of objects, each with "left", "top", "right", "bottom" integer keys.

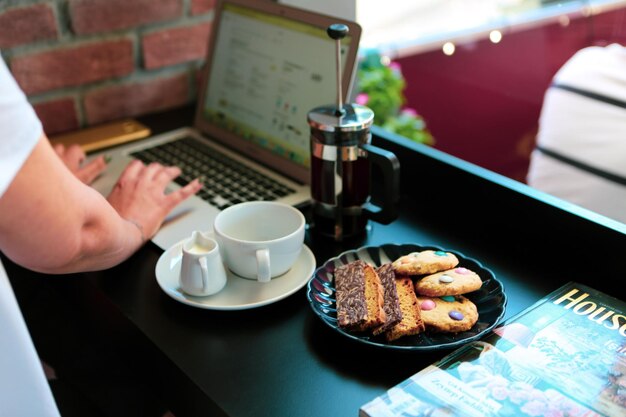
[{"left": 360, "top": 282, "right": 626, "bottom": 417}]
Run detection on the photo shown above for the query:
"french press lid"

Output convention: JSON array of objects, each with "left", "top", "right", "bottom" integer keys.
[
  {"left": 307, "top": 23, "right": 374, "bottom": 134},
  {"left": 307, "top": 103, "right": 374, "bottom": 133}
]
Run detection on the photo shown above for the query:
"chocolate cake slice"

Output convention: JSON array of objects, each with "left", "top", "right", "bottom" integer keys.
[
  {"left": 335, "top": 260, "right": 386, "bottom": 332},
  {"left": 372, "top": 263, "right": 403, "bottom": 336}
]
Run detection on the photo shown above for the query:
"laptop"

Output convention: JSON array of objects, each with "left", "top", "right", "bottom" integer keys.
[{"left": 88, "top": 0, "right": 362, "bottom": 250}]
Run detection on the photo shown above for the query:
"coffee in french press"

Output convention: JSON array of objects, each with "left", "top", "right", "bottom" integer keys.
[{"left": 307, "top": 24, "right": 400, "bottom": 241}]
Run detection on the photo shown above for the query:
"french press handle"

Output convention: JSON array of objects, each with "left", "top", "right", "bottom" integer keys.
[{"left": 361, "top": 143, "right": 400, "bottom": 224}]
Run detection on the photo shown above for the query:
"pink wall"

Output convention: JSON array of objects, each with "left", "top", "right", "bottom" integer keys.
[{"left": 397, "top": 7, "right": 626, "bottom": 182}]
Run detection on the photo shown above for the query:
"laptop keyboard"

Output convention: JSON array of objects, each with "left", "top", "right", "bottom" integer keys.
[{"left": 130, "top": 136, "right": 296, "bottom": 210}]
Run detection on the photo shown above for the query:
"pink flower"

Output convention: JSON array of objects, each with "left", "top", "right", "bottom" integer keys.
[
  {"left": 528, "top": 389, "right": 547, "bottom": 402},
  {"left": 509, "top": 381, "right": 535, "bottom": 404},
  {"left": 355, "top": 93, "right": 369, "bottom": 106},
  {"left": 389, "top": 61, "right": 402, "bottom": 73},
  {"left": 490, "top": 385, "right": 509, "bottom": 401},
  {"left": 400, "top": 107, "right": 419, "bottom": 117},
  {"left": 509, "top": 389, "right": 530, "bottom": 405},
  {"left": 486, "top": 375, "right": 509, "bottom": 400},
  {"left": 521, "top": 399, "right": 547, "bottom": 416}
]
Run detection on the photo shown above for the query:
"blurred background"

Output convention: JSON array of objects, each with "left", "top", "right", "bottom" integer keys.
[{"left": 1, "top": 0, "right": 624, "bottom": 183}]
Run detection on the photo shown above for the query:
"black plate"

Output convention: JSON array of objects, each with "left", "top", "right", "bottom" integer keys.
[{"left": 306, "top": 243, "right": 507, "bottom": 351}]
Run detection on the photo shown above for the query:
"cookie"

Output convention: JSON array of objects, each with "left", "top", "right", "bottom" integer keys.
[
  {"left": 372, "top": 264, "right": 403, "bottom": 336},
  {"left": 392, "top": 250, "right": 459, "bottom": 276},
  {"left": 414, "top": 267, "right": 482, "bottom": 297},
  {"left": 416, "top": 295, "right": 478, "bottom": 333},
  {"left": 385, "top": 276, "right": 425, "bottom": 341},
  {"left": 335, "top": 260, "right": 386, "bottom": 332}
]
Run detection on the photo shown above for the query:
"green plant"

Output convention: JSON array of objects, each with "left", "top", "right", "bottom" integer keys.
[{"left": 356, "top": 51, "right": 434, "bottom": 145}]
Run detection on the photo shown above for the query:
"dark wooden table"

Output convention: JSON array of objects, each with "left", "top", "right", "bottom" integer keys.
[{"left": 8, "top": 107, "right": 626, "bottom": 417}]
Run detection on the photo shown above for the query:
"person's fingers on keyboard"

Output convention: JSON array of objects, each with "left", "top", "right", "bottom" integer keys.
[
  {"left": 143, "top": 162, "right": 165, "bottom": 182},
  {"left": 166, "top": 179, "right": 202, "bottom": 210},
  {"left": 53, "top": 143, "right": 107, "bottom": 185},
  {"left": 117, "top": 159, "right": 145, "bottom": 184},
  {"left": 154, "top": 166, "right": 182, "bottom": 187},
  {"left": 108, "top": 160, "right": 143, "bottom": 197},
  {"left": 76, "top": 156, "right": 107, "bottom": 185},
  {"left": 63, "top": 144, "right": 86, "bottom": 165},
  {"left": 107, "top": 162, "right": 200, "bottom": 240},
  {"left": 53, "top": 143, "right": 85, "bottom": 168}
]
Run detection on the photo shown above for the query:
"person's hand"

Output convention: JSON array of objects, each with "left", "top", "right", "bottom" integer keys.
[
  {"left": 106, "top": 160, "right": 202, "bottom": 240},
  {"left": 53, "top": 143, "right": 107, "bottom": 185}
]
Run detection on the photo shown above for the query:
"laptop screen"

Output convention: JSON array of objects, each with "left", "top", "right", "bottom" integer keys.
[{"left": 195, "top": 0, "right": 361, "bottom": 184}]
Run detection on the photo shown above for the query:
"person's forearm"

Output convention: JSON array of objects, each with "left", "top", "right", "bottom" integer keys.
[
  {"left": 0, "top": 137, "right": 145, "bottom": 274},
  {"left": 1, "top": 133, "right": 198, "bottom": 274},
  {"left": 1, "top": 185, "right": 145, "bottom": 274},
  {"left": 43, "top": 202, "right": 146, "bottom": 274}
]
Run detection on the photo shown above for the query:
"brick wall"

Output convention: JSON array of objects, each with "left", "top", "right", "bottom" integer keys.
[{"left": 0, "top": 0, "right": 216, "bottom": 135}]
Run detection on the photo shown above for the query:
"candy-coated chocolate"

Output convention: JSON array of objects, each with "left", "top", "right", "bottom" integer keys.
[
  {"left": 439, "top": 275, "right": 454, "bottom": 283},
  {"left": 434, "top": 251, "right": 447, "bottom": 257},
  {"left": 420, "top": 299, "right": 436, "bottom": 311},
  {"left": 455, "top": 267, "right": 470, "bottom": 275},
  {"left": 449, "top": 310, "right": 464, "bottom": 321},
  {"left": 440, "top": 296, "right": 456, "bottom": 302}
]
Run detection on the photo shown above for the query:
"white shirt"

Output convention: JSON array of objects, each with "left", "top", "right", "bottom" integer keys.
[
  {"left": 0, "top": 57, "right": 61, "bottom": 416},
  {"left": 527, "top": 44, "right": 626, "bottom": 224}
]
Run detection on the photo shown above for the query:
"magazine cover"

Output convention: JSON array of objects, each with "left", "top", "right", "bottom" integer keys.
[{"left": 360, "top": 282, "right": 626, "bottom": 417}]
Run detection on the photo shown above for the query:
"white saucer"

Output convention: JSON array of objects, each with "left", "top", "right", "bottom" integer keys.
[{"left": 155, "top": 235, "right": 316, "bottom": 310}]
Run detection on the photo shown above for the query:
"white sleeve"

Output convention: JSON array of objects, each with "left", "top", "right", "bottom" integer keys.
[
  {"left": 0, "top": 58, "right": 61, "bottom": 417},
  {"left": 0, "top": 56, "right": 43, "bottom": 197}
]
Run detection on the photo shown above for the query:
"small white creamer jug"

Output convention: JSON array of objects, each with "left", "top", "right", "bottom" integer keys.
[{"left": 179, "top": 231, "right": 227, "bottom": 296}]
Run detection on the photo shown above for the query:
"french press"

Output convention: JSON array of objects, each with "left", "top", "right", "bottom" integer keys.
[{"left": 307, "top": 24, "right": 400, "bottom": 241}]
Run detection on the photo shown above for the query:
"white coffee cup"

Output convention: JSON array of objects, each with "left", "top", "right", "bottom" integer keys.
[
  {"left": 213, "top": 201, "right": 305, "bottom": 283},
  {"left": 180, "top": 231, "right": 227, "bottom": 296}
]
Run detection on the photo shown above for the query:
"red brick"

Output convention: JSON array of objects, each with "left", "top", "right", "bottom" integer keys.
[
  {"left": 84, "top": 73, "right": 190, "bottom": 124},
  {"left": 69, "top": 0, "right": 183, "bottom": 35},
  {"left": 33, "top": 98, "right": 79, "bottom": 135},
  {"left": 191, "top": 0, "right": 216, "bottom": 15},
  {"left": 142, "top": 22, "right": 211, "bottom": 69},
  {"left": 0, "top": 4, "right": 58, "bottom": 48},
  {"left": 10, "top": 40, "right": 134, "bottom": 95}
]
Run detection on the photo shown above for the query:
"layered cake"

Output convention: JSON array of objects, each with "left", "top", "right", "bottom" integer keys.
[
  {"left": 335, "top": 260, "right": 386, "bottom": 332},
  {"left": 372, "top": 263, "right": 403, "bottom": 336},
  {"left": 385, "top": 277, "right": 426, "bottom": 341}
]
